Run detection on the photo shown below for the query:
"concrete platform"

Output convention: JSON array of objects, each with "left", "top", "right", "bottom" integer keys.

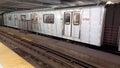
[{"left": 0, "top": 42, "right": 35, "bottom": 68}]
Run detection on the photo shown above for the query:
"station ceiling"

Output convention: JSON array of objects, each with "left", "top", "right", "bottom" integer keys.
[{"left": 0, "top": 0, "right": 119, "bottom": 14}]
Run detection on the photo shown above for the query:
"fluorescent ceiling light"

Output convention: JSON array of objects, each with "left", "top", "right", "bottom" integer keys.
[{"left": 106, "top": 1, "right": 114, "bottom": 4}]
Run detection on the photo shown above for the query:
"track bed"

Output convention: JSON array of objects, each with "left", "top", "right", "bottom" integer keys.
[{"left": 0, "top": 26, "right": 120, "bottom": 68}]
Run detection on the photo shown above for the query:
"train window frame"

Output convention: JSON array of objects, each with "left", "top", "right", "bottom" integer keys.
[
  {"left": 31, "top": 13, "right": 38, "bottom": 22},
  {"left": 64, "top": 12, "right": 70, "bottom": 25},
  {"left": 43, "top": 14, "right": 54, "bottom": 24},
  {"left": 73, "top": 13, "right": 80, "bottom": 25},
  {"left": 8, "top": 16, "right": 12, "bottom": 20},
  {"left": 21, "top": 15, "right": 26, "bottom": 21},
  {"left": 14, "top": 15, "right": 18, "bottom": 21}
]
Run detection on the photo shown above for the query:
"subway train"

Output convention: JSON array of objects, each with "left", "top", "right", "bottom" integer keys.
[{"left": 3, "top": 3, "right": 120, "bottom": 51}]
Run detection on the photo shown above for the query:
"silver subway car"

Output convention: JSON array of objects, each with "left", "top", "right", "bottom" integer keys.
[{"left": 3, "top": 5, "right": 105, "bottom": 46}]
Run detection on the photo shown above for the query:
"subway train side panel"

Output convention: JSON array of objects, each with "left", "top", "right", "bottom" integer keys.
[{"left": 3, "top": 5, "right": 105, "bottom": 47}]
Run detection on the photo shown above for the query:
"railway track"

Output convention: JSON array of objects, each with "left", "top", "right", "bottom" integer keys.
[{"left": 0, "top": 30, "right": 96, "bottom": 68}]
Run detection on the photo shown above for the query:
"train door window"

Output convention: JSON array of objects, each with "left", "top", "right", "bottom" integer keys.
[
  {"left": 14, "top": 15, "right": 18, "bottom": 26},
  {"left": 73, "top": 13, "right": 80, "bottom": 25},
  {"left": 14, "top": 15, "right": 18, "bottom": 21},
  {"left": 31, "top": 14, "right": 33, "bottom": 21},
  {"left": 64, "top": 12, "right": 70, "bottom": 25},
  {"left": 43, "top": 14, "right": 54, "bottom": 23},
  {"left": 8, "top": 16, "right": 12, "bottom": 20},
  {"left": 21, "top": 15, "right": 26, "bottom": 21},
  {"left": 34, "top": 14, "right": 38, "bottom": 22},
  {"left": 31, "top": 13, "right": 38, "bottom": 21}
]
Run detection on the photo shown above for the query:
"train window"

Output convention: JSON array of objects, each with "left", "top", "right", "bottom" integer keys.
[
  {"left": 14, "top": 15, "right": 18, "bottom": 20},
  {"left": 43, "top": 14, "right": 54, "bottom": 23},
  {"left": 21, "top": 15, "right": 26, "bottom": 21},
  {"left": 8, "top": 16, "right": 12, "bottom": 20},
  {"left": 73, "top": 13, "right": 80, "bottom": 25},
  {"left": 64, "top": 12, "right": 70, "bottom": 25},
  {"left": 31, "top": 13, "right": 38, "bottom": 22}
]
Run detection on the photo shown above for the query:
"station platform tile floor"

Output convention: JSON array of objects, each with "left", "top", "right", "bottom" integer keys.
[{"left": 0, "top": 42, "right": 35, "bottom": 68}]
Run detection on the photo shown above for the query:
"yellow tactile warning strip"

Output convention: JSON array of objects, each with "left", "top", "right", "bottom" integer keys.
[{"left": 0, "top": 42, "right": 35, "bottom": 68}]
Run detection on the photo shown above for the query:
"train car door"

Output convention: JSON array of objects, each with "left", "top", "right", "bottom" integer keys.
[
  {"left": 63, "top": 12, "right": 72, "bottom": 37},
  {"left": 29, "top": 13, "right": 33, "bottom": 31},
  {"left": 72, "top": 12, "right": 81, "bottom": 38},
  {"left": 14, "top": 14, "right": 19, "bottom": 28},
  {"left": 30, "top": 13, "right": 33, "bottom": 31},
  {"left": 25, "top": 13, "right": 31, "bottom": 31},
  {"left": 21, "top": 15, "right": 26, "bottom": 30},
  {"left": 31, "top": 13, "right": 39, "bottom": 32},
  {"left": 8, "top": 15, "right": 12, "bottom": 26},
  {"left": 63, "top": 12, "right": 80, "bottom": 38}
]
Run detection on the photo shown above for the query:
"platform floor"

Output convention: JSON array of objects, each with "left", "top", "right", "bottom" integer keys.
[{"left": 0, "top": 42, "right": 35, "bottom": 68}]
